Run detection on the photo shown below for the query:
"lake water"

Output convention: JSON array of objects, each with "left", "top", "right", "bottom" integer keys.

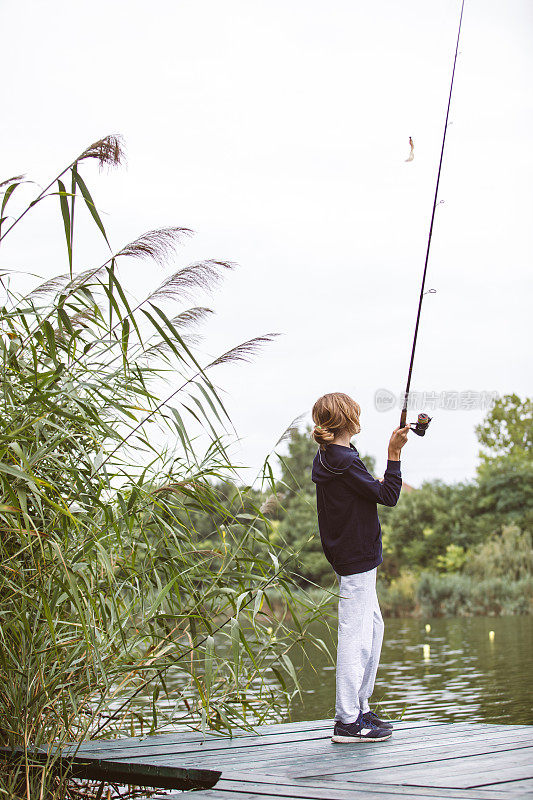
[
  {"left": 290, "top": 615, "right": 533, "bottom": 726},
  {"left": 131, "top": 615, "right": 531, "bottom": 733}
]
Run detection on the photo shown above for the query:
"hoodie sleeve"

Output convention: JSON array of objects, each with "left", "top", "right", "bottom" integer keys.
[{"left": 342, "top": 456, "right": 402, "bottom": 507}]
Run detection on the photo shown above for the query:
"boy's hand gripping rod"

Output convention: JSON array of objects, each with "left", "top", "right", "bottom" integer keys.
[{"left": 400, "top": 0, "right": 465, "bottom": 438}]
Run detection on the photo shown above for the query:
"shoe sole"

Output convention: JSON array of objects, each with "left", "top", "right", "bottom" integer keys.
[{"left": 331, "top": 733, "right": 392, "bottom": 743}]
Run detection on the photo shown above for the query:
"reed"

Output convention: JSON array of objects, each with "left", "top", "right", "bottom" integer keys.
[{"left": 0, "top": 137, "right": 329, "bottom": 799}]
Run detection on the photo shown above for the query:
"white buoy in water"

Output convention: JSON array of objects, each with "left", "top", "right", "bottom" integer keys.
[
  {"left": 425, "top": 623, "right": 431, "bottom": 633},
  {"left": 423, "top": 643, "right": 430, "bottom": 660},
  {"left": 489, "top": 630, "right": 495, "bottom": 641}
]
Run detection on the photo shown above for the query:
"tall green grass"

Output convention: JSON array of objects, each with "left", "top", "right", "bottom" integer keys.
[{"left": 0, "top": 136, "right": 331, "bottom": 798}]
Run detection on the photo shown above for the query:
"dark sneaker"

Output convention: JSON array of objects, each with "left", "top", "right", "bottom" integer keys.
[
  {"left": 331, "top": 713, "right": 392, "bottom": 743},
  {"left": 362, "top": 710, "right": 394, "bottom": 730}
]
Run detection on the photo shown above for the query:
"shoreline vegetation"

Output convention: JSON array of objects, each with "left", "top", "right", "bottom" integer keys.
[
  {"left": 264, "top": 566, "right": 533, "bottom": 620},
  {"left": 0, "top": 138, "right": 330, "bottom": 798}
]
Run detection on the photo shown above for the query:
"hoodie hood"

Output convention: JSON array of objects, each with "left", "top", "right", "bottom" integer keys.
[{"left": 312, "top": 443, "right": 359, "bottom": 485}]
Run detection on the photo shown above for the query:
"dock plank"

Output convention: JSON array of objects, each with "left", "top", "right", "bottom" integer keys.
[
  {"left": 59, "top": 718, "right": 339, "bottom": 757},
  {"left": 492, "top": 779, "right": 533, "bottom": 792},
  {"left": 162, "top": 786, "right": 533, "bottom": 800},
  {"left": 215, "top": 775, "right": 533, "bottom": 799},
  {"left": 221, "top": 772, "right": 531, "bottom": 798},
  {"left": 429, "top": 765, "right": 533, "bottom": 790},
  {"left": 337, "top": 752, "right": 533, "bottom": 789},
  {"left": 61, "top": 718, "right": 334, "bottom": 752},
  {"left": 164, "top": 791, "right": 522, "bottom": 800},
  {"left": 0, "top": 746, "right": 221, "bottom": 791}
]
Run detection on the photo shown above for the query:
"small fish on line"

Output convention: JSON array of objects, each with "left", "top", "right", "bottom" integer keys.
[{"left": 405, "top": 136, "right": 414, "bottom": 162}]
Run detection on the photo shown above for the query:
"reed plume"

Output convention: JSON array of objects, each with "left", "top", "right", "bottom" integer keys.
[
  {"left": 275, "top": 413, "right": 307, "bottom": 446},
  {"left": 170, "top": 306, "right": 213, "bottom": 327},
  {"left": 0, "top": 175, "right": 25, "bottom": 189},
  {"left": 116, "top": 226, "right": 193, "bottom": 266},
  {"left": 78, "top": 134, "right": 125, "bottom": 169},
  {"left": 27, "top": 274, "right": 70, "bottom": 299},
  {"left": 207, "top": 334, "right": 278, "bottom": 368},
  {"left": 260, "top": 493, "right": 280, "bottom": 515},
  {"left": 149, "top": 260, "right": 233, "bottom": 302}
]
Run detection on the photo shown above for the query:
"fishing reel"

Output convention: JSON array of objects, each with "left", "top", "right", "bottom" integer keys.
[
  {"left": 408, "top": 413, "right": 432, "bottom": 436},
  {"left": 400, "top": 411, "right": 432, "bottom": 437}
]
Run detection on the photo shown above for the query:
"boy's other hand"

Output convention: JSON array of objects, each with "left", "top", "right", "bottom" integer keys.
[{"left": 388, "top": 426, "right": 409, "bottom": 461}]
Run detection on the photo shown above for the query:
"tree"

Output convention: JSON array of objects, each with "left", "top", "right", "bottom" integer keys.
[
  {"left": 473, "top": 394, "right": 533, "bottom": 537},
  {"left": 465, "top": 525, "right": 533, "bottom": 581},
  {"left": 379, "top": 480, "right": 480, "bottom": 576},
  {"left": 476, "top": 394, "right": 532, "bottom": 464},
  {"left": 276, "top": 426, "right": 315, "bottom": 496},
  {"left": 475, "top": 459, "right": 533, "bottom": 534}
]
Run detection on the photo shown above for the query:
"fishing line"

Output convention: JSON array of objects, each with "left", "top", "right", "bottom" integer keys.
[{"left": 400, "top": 0, "right": 466, "bottom": 435}]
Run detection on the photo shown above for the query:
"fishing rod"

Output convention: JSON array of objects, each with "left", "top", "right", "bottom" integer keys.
[{"left": 400, "top": 0, "right": 466, "bottom": 437}]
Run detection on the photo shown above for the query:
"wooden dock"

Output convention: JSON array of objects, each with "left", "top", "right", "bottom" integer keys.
[{"left": 53, "top": 718, "right": 533, "bottom": 799}]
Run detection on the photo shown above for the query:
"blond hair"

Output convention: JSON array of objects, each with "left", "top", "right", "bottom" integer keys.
[{"left": 311, "top": 392, "right": 361, "bottom": 449}]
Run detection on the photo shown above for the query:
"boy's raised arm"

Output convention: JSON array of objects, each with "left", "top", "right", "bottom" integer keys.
[{"left": 342, "top": 426, "right": 409, "bottom": 507}]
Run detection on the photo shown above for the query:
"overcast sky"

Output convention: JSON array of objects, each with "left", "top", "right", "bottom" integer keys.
[{"left": 2, "top": 0, "right": 532, "bottom": 486}]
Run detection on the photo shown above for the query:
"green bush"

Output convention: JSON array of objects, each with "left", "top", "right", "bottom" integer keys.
[
  {"left": 378, "top": 572, "right": 417, "bottom": 617},
  {"left": 465, "top": 525, "right": 533, "bottom": 581},
  {"left": 416, "top": 572, "right": 533, "bottom": 617}
]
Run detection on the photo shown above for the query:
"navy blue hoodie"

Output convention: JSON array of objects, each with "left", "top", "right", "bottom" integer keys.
[{"left": 311, "top": 444, "right": 402, "bottom": 575}]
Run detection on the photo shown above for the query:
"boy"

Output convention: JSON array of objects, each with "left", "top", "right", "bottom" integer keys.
[{"left": 311, "top": 391, "right": 408, "bottom": 743}]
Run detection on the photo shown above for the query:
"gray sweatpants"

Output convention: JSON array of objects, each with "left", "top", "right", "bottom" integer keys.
[{"left": 334, "top": 567, "right": 384, "bottom": 723}]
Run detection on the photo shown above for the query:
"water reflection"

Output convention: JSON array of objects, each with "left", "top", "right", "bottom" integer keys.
[{"left": 290, "top": 616, "right": 533, "bottom": 725}]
